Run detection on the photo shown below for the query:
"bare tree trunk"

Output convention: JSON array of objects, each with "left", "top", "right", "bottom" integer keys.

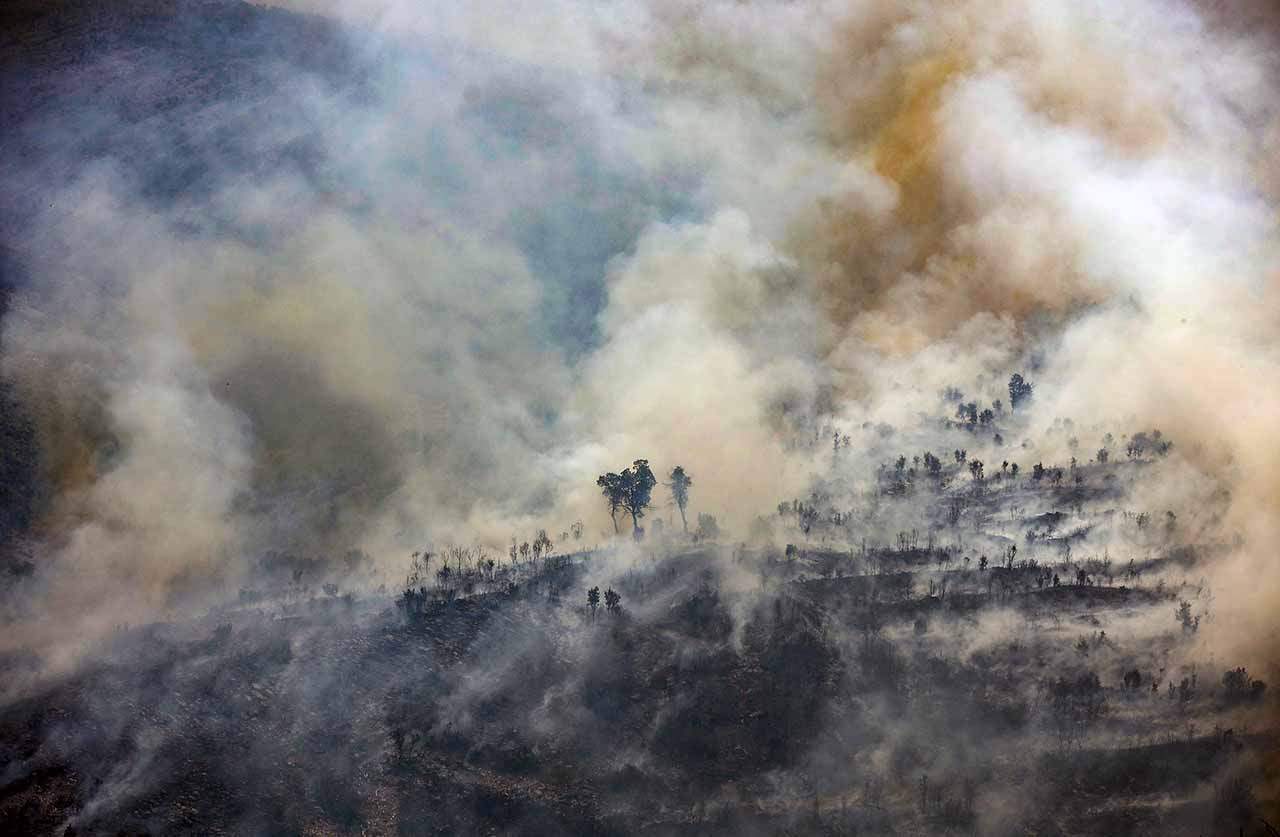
[
  {"left": 610, "top": 510, "right": 619, "bottom": 534},
  {"left": 679, "top": 504, "right": 687, "bottom": 532}
]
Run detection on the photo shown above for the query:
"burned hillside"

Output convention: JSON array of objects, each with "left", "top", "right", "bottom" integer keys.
[
  {"left": 2, "top": 376, "right": 1277, "bottom": 835},
  {"left": 3, "top": 0, "right": 1280, "bottom": 834}
]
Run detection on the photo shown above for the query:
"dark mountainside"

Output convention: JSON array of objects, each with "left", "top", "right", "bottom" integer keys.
[{"left": 1, "top": 1, "right": 1279, "bottom": 835}]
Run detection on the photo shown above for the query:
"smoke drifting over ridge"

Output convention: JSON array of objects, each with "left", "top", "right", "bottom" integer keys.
[{"left": 1, "top": 0, "right": 1278, "bottom": 667}]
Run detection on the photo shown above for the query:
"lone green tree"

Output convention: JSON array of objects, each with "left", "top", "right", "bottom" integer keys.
[{"left": 667, "top": 466, "right": 693, "bottom": 532}]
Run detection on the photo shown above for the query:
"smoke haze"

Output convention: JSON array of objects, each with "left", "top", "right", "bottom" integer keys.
[{"left": 2, "top": 0, "right": 1279, "bottom": 726}]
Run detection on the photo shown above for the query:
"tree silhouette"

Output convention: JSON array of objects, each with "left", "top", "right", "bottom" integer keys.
[
  {"left": 1048, "top": 671, "right": 1106, "bottom": 750},
  {"left": 1176, "top": 600, "right": 1200, "bottom": 632},
  {"left": 598, "top": 460, "right": 657, "bottom": 536},
  {"left": 793, "top": 502, "right": 819, "bottom": 535},
  {"left": 1008, "top": 373, "right": 1034, "bottom": 409},
  {"left": 587, "top": 586, "right": 600, "bottom": 621},
  {"left": 596, "top": 472, "right": 626, "bottom": 534},
  {"left": 667, "top": 465, "right": 693, "bottom": 533},
  {"left": 604, "top": 588, "right": 621, "bottom": 613},
  {"left": 625, "top": 460, "right": 660, "bottom": 534},
  {"left": 696, "top": 512, "right": 721, "bottom": 541}
]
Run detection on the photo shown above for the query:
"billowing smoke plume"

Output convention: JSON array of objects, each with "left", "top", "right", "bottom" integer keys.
[{"left": 2, "top": 0, "right": 1278, "bottom": 670}]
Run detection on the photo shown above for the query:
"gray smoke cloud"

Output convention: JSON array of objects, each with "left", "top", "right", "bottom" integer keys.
[{"left": 2, "top": 0, "right": 1279, "bottom": 678}]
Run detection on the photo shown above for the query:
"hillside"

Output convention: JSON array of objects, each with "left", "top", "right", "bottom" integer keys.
[
  {"left": 2, "top": 0, "right": 1279, "bottom": 834},
  {"left": 3, "top": 399, "right": 1277, "bottom": 835}
]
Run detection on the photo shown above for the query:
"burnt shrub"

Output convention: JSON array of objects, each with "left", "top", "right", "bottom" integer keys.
[{"left": 1222, "top": 667, "right": 1266, "bottom": 704}]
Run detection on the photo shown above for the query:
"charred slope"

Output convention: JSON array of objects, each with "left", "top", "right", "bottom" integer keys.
[
  {"left": 0, "top": 537, "right": 1275, "bottom": 835},
  {"left": 0, "top": 556, "right": 846, "bottom": 835}
]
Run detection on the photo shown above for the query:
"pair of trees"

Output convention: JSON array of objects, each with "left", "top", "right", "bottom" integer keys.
[
  {"left": 586, "top": 585, "right": 621, "bottom": 620},
  {"left": 955, "top": 402, "right": 997, "bottom": 427},
  {"left": 1127, "top": 429, "right": 1173, "bottom": 458},
  {"left": 597, "top": 461, "right": 694, "bottom": 536},
  {"left": 598, "top": 460, "right": 657, "bottom": 535}
]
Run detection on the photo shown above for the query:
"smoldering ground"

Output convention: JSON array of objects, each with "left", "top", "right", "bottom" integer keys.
[{"left": 1, "top": 0, "right": 1280, "bottom": 833}]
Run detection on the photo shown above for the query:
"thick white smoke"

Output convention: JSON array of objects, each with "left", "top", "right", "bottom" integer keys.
[{"left": 3, "top": 0, "right": 1279, "bottom": 672}]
